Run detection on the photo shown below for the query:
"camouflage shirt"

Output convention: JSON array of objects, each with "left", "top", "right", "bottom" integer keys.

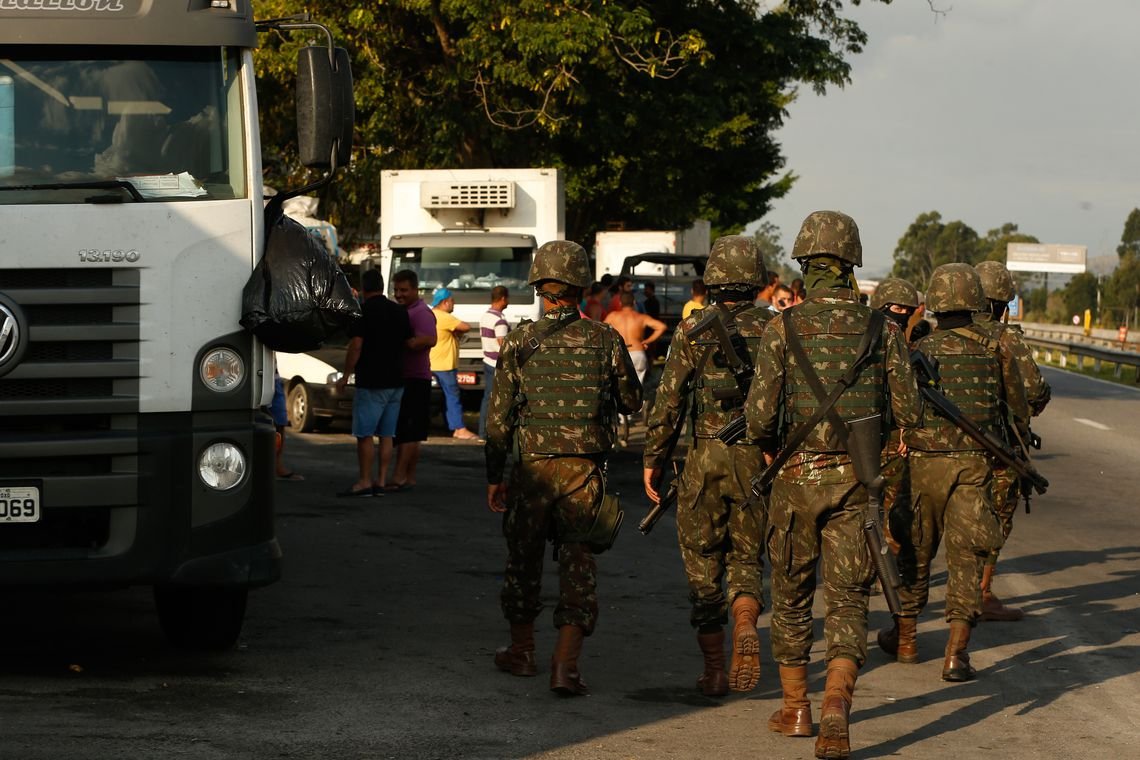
[
  {"left": 643, "top": 302, "right": 772, "bottom": 470},
  {"left": 908, "top": 320, "right": 1029, "bottom": 452},
  {"left": 745, "top": 289, "right": 921, "bottom": 484},
  {"left": 485, "top": 305, "right": 642, "bottom": 483},
  {"left": 974, "top": 314, "right": 1051, "bottom": 417}
]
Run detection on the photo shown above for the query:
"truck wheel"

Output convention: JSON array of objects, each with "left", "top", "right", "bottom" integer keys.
[
  {"left": 287, "top": 383, "right": 317, "bottom": 432},
  {"left": 154, "top": 586, "right": 248, "bottom": 651}
]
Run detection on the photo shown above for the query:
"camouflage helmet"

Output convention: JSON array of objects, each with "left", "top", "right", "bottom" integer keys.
[
  {"left": 791, "top": 210, "right": 862, "bottom": 266},
  {"left": 975, "top": 260, "right": 1016, "bottom": 303},
  {"left": 926, "top": 263, "right": 986, "bottom": 313},
  {"left": 704, "top": 235, "right": 767, "bottom": 288},
  {"left": 870, "top": 277, "right": 919, "bottom": 310},
  {"left": 527, "top": 240, "right": 591, "bottom": 288}
]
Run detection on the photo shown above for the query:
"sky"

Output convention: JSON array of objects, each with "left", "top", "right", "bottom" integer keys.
[{"left": 755, "top": 0, "right": 1140, "bottom": 279}]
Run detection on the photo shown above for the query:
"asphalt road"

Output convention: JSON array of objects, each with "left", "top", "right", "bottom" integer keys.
[{"left": 2, "top": 365, "right": 1138, "bottom": 759}]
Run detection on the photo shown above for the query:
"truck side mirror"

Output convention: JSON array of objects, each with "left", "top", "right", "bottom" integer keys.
[{"left": 296, "top": 46, "right": 354, "bottom": 170}]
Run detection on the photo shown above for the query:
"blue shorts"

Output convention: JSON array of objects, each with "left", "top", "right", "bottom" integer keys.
[
  {"left": 270, "top": 374, "right": 288, "bottom": 427},
  {"left": 353, "top": 386, "right": 405, "bottom": 439}
]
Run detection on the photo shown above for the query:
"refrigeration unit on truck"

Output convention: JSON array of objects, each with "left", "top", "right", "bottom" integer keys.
[
  {"left": 0, "top": 1, "right": 353, "bottom": 649},
  {"left": 377, "top": 168, "right": 564, "bottom": 390}
]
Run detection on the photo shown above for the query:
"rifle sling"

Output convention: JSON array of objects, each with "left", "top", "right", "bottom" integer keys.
[
  {"left": 754, "top": 310, "right": 884, "bottom": 488},
  {"left": 517, "top": 312, "right": 581, "bottom": 368}
]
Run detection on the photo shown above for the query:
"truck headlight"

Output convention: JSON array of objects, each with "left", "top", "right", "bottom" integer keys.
[
  {"left": 200, "top": 347, "right": 245, "bottom": 392},
  {"left": 198, "top": 442, "right": 246, "bottom": 490}
]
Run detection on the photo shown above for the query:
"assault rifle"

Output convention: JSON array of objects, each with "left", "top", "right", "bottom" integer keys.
[
  {"left": 638, "top": 457, "right": 681, "bottom": 535},
  {"left": 846, "top": 414, "right": 903, "bottom": 616},
  {"left": 676, "top": 308, "right": 754, "bottom": 446},
  {"left": 911, "top": 350, "right": 1049, "bottom": 496},
  {"left": 639, "top": 308, "right": 752, "bottom": 534}
]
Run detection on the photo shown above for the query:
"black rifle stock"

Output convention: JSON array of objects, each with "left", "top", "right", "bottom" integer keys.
[
  {"left": 846, "top": 414, "right": 903, "bottom": 617},
  {"left": 638, "top": 459, "right": 679, "bottom": 535},
  {"left": 910, "top": 351, "right": 1049, "bottom": 495}
]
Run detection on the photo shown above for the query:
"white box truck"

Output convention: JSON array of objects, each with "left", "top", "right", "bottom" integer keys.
[
  {"left": 377, "top": 168, "right": 564, "bottom": 389},
  {"left": 0, "top": 2, "right": 352, "bottom": 649},
  {"left": 594, "top": 221, "right": 711, "bottom": 279}
]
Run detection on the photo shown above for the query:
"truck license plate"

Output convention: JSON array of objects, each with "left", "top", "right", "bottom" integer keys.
[
  {"left": 457, "top": 372, "right": 476, "bottom": 385},
  {"left": 0, "top": 486, "right": 40, "bottom": 523}
]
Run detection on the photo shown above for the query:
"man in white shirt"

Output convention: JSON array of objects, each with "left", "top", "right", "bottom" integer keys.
[{"left": 478, "top": 286, "right": 510, "bottom": 440}]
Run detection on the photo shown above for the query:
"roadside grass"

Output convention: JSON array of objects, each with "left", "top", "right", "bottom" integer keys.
[{"left": 1035, "top": 351, "right": 1140, "bottom": 387}]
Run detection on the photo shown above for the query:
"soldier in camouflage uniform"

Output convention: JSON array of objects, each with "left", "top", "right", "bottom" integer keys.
[
  {"left": 485, "top": 240, "right": 642, "bottom": 697},
  {"left": 642, "top": 235, "right": 772, "bottom": 698},
  {"left": 745, "top": 211, "right": 921, "bottom": 759},
  {"left": 973, "top": 260, "right": 1051, "bottom": 621},
  {"left": 882, "top": 263, "right": 1029, "bottom": 683},
  {"left": 869, "top": 278, "right": 922, "bottom": 560}
]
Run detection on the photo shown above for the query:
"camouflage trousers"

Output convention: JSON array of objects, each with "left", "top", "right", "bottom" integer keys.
[
  {"left": 675, "top": 438, "right": 766, "bottom": 630},
  {"left": 894, "top": 452, "right": 1004, "bottom": 624},
  {"left": 986, "top": 465, "right": 1020, "bottom": 567},
  {"left": 882, "top": 444, "right": 912, "bottom": 555},
  {"left": 767, "top": 477, "right": 874, "bottom": 668},
  {"left": 500, "top": 455, "right": 602, "bottom": 634}
]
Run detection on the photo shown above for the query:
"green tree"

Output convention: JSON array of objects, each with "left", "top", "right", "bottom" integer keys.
[
  {"left": 889, "top": 211, "right": 982, "bottom": 287},
  {"left": 1095, "top": 209, "right": 1140, "bottom": 326},
  {"left": 252, "top": 1, "right": 888, "bottom": 244},
  {"left": 979, "top": 222, "right": 1039, "bottom": 262},
  {"left": 751, "top": 220, "right": 795, "bottom": 280},
  {"left": 1062, "top": 272, "right": 1098, "bottom": 321},
  {"left": 1117, "top": 207, "right": 1140, "bottom": 261},
  {"left": 1103, "top": 256, "right": 1140, "bottom": 327}
]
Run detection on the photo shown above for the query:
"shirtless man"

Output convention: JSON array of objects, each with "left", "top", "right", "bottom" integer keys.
[{"left": 605, "top": 291, "right": 665, "bottom": 443}]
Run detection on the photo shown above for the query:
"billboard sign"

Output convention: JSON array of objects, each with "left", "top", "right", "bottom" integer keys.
[{"left": 1006, "top": 243, "right": 1087, "bottom": 274}]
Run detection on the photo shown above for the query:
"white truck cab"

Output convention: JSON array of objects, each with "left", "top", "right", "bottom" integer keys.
[{"left": 0, "top": 1, "right": 352, "bottom": 649}]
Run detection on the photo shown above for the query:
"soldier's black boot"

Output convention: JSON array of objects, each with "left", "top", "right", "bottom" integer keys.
[
  {"left": 696, "top": 630, "right": 728, "bottom": 697},
  {"left": 550, "top": 625, "right": 589, "bottom": 696},
  {"left": 494, "top": 622, "right": 537, "bottom": 677},
  {"left": 941, "top": 621, "right": 977, "bottom": 682},
  {"left": 814, "top": 657, "right": 857, "bottom": 759},
  {"left": 768, "top": 664, "right": 813, "bottom": 737},
  {"left": 876, "top": 616, "right": 918, "bottom": 663},
  {"left": 728, "top": 595, "right": 761, "bottom": 692}
]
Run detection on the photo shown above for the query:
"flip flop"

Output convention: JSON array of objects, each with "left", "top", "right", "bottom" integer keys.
[
  {"left": 337, "top": 486, "right": 374, "bottom": 498},
  {"left": 276, "top": 471, "right": 305, "bottom": 481},
  {"left": 382, "top": 483, "right": 414, "bottom": 493}
]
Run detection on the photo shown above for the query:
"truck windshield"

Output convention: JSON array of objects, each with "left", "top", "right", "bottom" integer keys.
[
  {"left": 393, "top": 245, "right": 536, "bottom": 305},
  {"left": 0, "top": 46, "right": 245, "bottom": 204}
]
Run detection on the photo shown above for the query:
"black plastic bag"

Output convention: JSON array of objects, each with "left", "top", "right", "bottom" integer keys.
[{"left": 241, "top": 213, "right": 361, "bottom": 353}]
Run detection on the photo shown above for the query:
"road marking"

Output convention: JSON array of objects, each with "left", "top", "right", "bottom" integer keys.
[{"left": 1073, "top": 417, "right": 1111, "bottom": 431}]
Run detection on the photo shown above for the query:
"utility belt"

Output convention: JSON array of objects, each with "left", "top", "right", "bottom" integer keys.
[{"left": 519, "top": 451, "right": 607, "bottom": 464}]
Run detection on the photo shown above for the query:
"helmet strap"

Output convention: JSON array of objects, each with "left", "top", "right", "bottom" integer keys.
[
  {"left": 709, "top": 286, "right": 758, "bottom": 305},
  {"left": 988, "top": 300, "right": 1008, "bottom": 321},
  {"left": 536, "top": 284, "right": 582, "bottom": 306}
]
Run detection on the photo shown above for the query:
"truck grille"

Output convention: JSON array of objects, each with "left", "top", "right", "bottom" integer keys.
[{"left": 0, "top": 268, "right": 140, "bottom": 552}]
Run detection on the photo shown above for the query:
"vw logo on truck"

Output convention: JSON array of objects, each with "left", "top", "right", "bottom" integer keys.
[{"left": 0, "top": 295, "right": 28, "bottom": 379}]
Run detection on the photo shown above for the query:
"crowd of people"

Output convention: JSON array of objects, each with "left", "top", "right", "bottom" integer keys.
[{"left": 482, "top": 213, "right": 1049, "bottom": 760}]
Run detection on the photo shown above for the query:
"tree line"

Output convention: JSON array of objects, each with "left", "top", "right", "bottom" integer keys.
[
  {"left": 887, "top": 209, "right": 1140, "bottom": 328},
  {"left": 252, "top": 0, "right": 888, "bottom": 245}
]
